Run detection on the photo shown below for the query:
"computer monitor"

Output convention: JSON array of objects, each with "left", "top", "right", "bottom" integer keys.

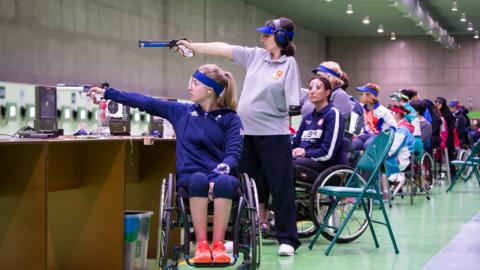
[{"left": 34, "top": 86, "right": 58, "bottom": 132}]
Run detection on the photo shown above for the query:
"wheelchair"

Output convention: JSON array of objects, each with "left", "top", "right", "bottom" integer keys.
[
  {"left": 456, "top": 146, "right": 474, "bottom": 180},
  {"left": 293, "top": 133, "right": 373, "bottom": 243},
  {"left": 388, "top": 151, "right": 434, "bottom": 206},
  {"left": 156, "top": 173, "right": 261, "bottom": 270},
  {"left": 294, "top": 164, "right": 373, "bottom": 243}
]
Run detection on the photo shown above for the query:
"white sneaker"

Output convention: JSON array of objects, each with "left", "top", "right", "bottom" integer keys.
[
  {"left": 224, "top": 241, "right": 233, "bottom": 253},
  {"left": 392, "top": 173, "right": 406, "bottom": 197},
  {"left": 278, "top": 244, "right": 295, "bottom": 256}
]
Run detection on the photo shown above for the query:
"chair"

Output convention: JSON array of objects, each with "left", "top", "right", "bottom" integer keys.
[
  {"left": 308, "top": 128, "right": 399, "bottom": 256},
  {"left": 446, "top": 139, "right": 480, "bottom": 192}
]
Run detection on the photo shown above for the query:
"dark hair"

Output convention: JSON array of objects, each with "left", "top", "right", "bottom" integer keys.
[
  {"left": 410, "top": 100, "right": 426, "bottom": 116},
  {"left": 341, "top": 71, "right": 349, "bottom": 90},
  {"left": 308, "top": 75, "right": 332, "bottom": 102},
  {"left": 400, "top": 89, "right": 417, "bottom": 101},
  {"left": 266, "top": 17, "right": 296, "bottom": 56},
  {"left": 436, "top": 96, "right": 450, "bottom": 116}
]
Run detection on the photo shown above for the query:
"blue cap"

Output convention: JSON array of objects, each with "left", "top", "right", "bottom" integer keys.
[
  {"left": 256, "top": 25, "right": 275, "bottom": 35},
  {"left": 255, "top": 25, "right": 294, "bottom": 40},
  {"left": 448, "top": 100, "right": 459, "bottom": 107},
  {"left": 356, "top": 84, "right": 379, "bottom": 97}
]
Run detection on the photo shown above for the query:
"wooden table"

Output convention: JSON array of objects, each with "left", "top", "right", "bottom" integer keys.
[{"left": 0, "top": 137, "right": 176, "bottom": 270}]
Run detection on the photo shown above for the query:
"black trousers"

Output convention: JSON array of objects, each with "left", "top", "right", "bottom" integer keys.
[
  {"left": 239, "top": 135, "right": 301, "bottom": 249},
  {"left": 293, "top": 157, "right": 330, "bottom": 184}
]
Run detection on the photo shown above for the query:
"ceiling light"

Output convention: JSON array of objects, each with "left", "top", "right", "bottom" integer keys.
[
  {"left": 475, "top": 31, "right": 479, "bottom": 39},
  {"left": 346, "top": 4, "right": 353, "bottom": 14},
  {"left": 377, "top": 24, "right": 384, "bottom": 33},
  {"left": 325, "top": 0, "right": 333, "bottom": 2},
  {"left": 416, "top": 21, "right": 423, "bottom": 26},
  {"left": 363, "top": 16, "right": 370, "bottom": 24},
  {"left": 467, "top": 22, "right": 473, "bottom": 31},
  {"left": 451, "top": 2, "right": 458, "bottom": 12},
  {"left": 390, "top": 32, "right": 396, "bottom": 40},
  {"left": 460, "top": 13, "right": 467, "bottom": 22}
]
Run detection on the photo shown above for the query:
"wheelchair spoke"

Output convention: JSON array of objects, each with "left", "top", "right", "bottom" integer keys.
[{"left": 352, "top": 213, "right": 363, "bottom": 227}]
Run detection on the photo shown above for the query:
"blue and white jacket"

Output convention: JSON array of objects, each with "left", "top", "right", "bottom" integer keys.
[
  {"left": 104, "top": 88, "right": 243, "bottom": 180},
  {"left": 292, "top": 104, "right": 345, "bottom": 164}
]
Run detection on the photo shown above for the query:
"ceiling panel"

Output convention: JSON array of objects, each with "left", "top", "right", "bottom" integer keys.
[
  {"left": 245, "top": 0, "right": 480, "bottom": 38},
  {"left": 422, "top": 0, "right": 480, "bottom": 35}
]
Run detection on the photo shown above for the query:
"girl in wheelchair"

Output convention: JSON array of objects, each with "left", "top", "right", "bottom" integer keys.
[
  {"left": 352, "top": 83, "right": 397, "bottom": 151},
  {"left": 88, "top": 64, "right": 243, "bottom": 264},
  {"left": 385, "top": 105, "right": 416, "bottom": 196},
  {"left": 292, "top": 75, "right": 346, "bottom": 182}
]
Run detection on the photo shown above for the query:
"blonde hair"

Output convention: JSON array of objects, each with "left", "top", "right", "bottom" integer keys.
[
  {"left": 364, "top": 82, "right": 381, "bottom": 105},
  {"left": 198, "top": 64, "right": 238, "bottom": 110},
  {"left": 318, "top": 61, "right": 344, "bottom": 88}
]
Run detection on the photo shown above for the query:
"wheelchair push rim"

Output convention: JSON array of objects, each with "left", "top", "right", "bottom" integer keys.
[
  {"left": 156, "top": 174, "right": 173, "bottom": 269},
  {"left": 310, "top": 165, "right": 373, "bottom": 243}
]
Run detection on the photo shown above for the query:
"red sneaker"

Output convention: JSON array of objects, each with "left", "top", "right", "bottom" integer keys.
[
  {"left": 212, "top": 240, "right": 231, "bottom": 264},
  {"left": 193, "top": 240, "right": 212, "bottom": 264}
]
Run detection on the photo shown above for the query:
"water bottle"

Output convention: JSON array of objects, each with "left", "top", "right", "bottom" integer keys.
[{"left": 96, "top": 99, "right": 109, "bottom": 137}]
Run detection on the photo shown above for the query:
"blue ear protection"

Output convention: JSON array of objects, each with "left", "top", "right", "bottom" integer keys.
[{"left": 272, "top": 19, "right": 291, "bottom": 47}]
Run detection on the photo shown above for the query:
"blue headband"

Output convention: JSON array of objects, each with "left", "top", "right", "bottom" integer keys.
[
  {"left": 312, "top": 65, "right": 341, "bottom": 78},
  {"left": 192, "top": 70, "right": 224, "bottom": 96},
  {"left": 356, "top": 85, "right": 379, "bottom": 97},
  {"left": 364, "top": 87, "right": 379, "bottom": 97}
]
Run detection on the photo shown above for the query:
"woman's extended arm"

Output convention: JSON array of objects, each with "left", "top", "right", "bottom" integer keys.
[{"left": 177, "top": 40, "right": 233, "bottom": 59}]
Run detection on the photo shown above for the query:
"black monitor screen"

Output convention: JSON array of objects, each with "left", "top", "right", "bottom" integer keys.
[{"left": 36, "top": 86, "right": 57, "bottom": 118}]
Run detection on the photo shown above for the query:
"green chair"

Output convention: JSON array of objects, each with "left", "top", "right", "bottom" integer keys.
[
  {"left": 446, "top": 139, "right": 480, "bottom": 192},
  {"left": 308, "top": 128, "right": 399, "bottom": 255}
]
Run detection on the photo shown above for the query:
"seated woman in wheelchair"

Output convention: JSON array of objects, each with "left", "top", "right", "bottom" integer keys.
[
  {"left": 352, "top": 83, "right": 397, "bottom": 151},
  {"left": 88, "top": 64, "right": 243, "bottom": 264},
  {"left": 385, "top": 105, "right": 416, "bottom": 196},
  {"left": 391, "top": 90, "right": 424, "bottom": 161},
  {"left": 291, "top": 75, "right": 346, "bottom": 183}
]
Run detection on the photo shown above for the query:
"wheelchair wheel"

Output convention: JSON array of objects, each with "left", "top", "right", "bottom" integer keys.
[
  {"left": 420, "top": 152, "right": 435, "bottom": 193},
  {"left": 460, "top": 149, "right": 474, "bottom": 180},
  {"left": 310, "top": 165, "right": 373, "bottom": 243},
  {"left": 240, "top": 173, "right": 261, "bottom": 269},
  {"left": 156, "top": 174, "right": 173, "bottom": 269}
]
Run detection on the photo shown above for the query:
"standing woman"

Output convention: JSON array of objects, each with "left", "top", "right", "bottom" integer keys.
[
  {"left": 435, "top": 97, "right": 457, "bottom": 178},
  {"left": 177, "top": 17, "right": 301, "bottom": 255}
]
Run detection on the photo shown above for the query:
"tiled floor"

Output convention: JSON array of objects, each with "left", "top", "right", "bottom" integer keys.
[{"left": 149, "top": 178, "right": 480, "bottom": 270}]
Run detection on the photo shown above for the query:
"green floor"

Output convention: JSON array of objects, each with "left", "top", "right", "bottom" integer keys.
[{"left": 151, "top": 179, "right": 480, "bottom": 270}]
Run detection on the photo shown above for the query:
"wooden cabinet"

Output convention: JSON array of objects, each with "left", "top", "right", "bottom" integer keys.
[{"left": 0, "top": 138, "right": 175, "bottom": 270}]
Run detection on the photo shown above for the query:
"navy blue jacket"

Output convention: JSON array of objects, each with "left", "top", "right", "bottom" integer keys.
[
  {"left": 104, "top": 88, "right": 243, "bottom": 180},
  {"left": 292, "top": 104, "right": 345, "bottom": 164}
]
